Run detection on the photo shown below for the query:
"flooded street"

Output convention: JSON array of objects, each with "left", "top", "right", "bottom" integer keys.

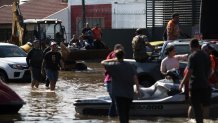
[{"left": 2, "top": 61, "right": 218, "bottom": 123}]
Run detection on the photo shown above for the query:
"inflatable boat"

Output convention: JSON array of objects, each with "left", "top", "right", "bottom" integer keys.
[
  {"left": 74, "top": 79, "right": 218, "bottom": 117},
  {"left": 0, "top": 80, "right": 25, "bottom": 114}
]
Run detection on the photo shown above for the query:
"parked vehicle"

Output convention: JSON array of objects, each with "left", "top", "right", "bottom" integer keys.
[
  {"left": 128, "top": 39, "right": 218, "bottom": 87},
  {"left": 11, "top": 1, "right": 66, "bottom": 47},
  {"left": 0, "top": 43, "right": 30, "bottom": 82}
]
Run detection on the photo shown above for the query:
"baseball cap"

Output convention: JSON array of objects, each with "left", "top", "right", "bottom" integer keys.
[{"left": 50, "top": 41, "right": 57, "bottom": 46}]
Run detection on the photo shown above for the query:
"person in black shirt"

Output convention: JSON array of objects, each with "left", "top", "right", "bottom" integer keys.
[
  {"left": 26, "top": 40, "right": 43, "bottom": 88},
  {"left": 42, "top": 43, "right": 51, "bottom": 88},
  {"left": 42, "top": 42, "right": 64, "bottom": 91},
  {"left": 179, "top": 39, "right": 211, "bottom": 123},
  {"left": 82, "top": 23, "right": 94, "bottom": 49}
]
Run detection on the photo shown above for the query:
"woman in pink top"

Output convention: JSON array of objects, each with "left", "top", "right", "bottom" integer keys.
[{"left": 103, "top": 44, "right": 124, "bottom": 117}]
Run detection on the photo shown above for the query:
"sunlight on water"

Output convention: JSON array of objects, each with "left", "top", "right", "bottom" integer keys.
[{"left": 2, "top": 61, "right": 218, "bottom": 123}]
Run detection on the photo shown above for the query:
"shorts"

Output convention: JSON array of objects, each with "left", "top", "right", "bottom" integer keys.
[
  {"left": 31, "top": 67, "right": 42, "bottom": 81},
  {"left": 46, "top": 69, "right": 59, "bottom": 82},
  {"left": 190, "top": 87, "right": 212, "bottom": 106}
]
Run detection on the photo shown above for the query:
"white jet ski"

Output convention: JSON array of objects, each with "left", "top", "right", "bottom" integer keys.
[{"left": 74, "top": 79, "right": 218, "bottom": 117}]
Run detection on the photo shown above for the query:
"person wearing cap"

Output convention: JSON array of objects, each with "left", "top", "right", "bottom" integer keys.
[
  {"left": 160, "top": 45, "right": 188, "bottom": 81},
  {"left": 132, "top": 28, "right": 154, "bottom": 62},
  {"left": 42, "top": 42, "right": 51, "bottom": 88},
  {"left": 41, "top": 41, "right": 64, "bottom": 91},
  {"left": 26, "top": 39, "right": 43, "bottom": 88}
]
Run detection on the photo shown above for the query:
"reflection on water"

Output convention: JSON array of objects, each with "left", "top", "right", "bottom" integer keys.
[{"left": 2, "top": 61, "right": 218, "bottom": 123}]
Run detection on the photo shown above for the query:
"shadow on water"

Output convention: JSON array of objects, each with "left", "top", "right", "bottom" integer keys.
[{"left": 1, "top": 61, "right": 218, "bottom": 122}]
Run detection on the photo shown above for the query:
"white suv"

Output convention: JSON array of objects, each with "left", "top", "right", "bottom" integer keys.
[{"left": 0, "top": 43, "right": 30, "bottom": 82}]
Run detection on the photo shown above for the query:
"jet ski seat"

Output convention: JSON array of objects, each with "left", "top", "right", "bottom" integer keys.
[{"left": 134, "top": 80, "right": 180, "bottom": 99}]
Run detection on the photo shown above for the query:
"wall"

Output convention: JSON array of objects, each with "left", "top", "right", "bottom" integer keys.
[
  {"left": 68, "top": 0, "right": 112, "bottom": 5},
  {"left": 102, "top": 29, "right": 136, "bottom": 58},
  {"left": 46, "top": 7, "right": 71, "bottom": 43},
  {"left": 68, "top": 0, "right": 145, "bottom": 5},
  {"left": 112, "top": 2, "right": 146, "bottom": 29},
  {"left": 69, "top": 0, "right": 147, "bottom": 39},
  {"left": 71, "top": 4, "right": 112, "bottom": 35}
]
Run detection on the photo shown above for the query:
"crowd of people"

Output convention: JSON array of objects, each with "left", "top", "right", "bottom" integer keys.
[
  {"left": 26, "top": 22, "right": 105, "bottom": 91},
  {"left": 99, "top": 12, "right": 218, "bottom": 123},
  {"left": 68, "top": 23, "right": 106, "bottom": 50},
  {"left": 102, "top": 40, "right": 217, "bottom": 123},
  {"left": 24, "top": 14, "right": 218, "bottom": 123},
  {"left": 26, "top": 40, "right": 64, "bottom": 91}
]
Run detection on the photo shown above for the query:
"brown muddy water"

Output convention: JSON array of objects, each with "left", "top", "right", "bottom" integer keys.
[{"left": 2, "top": 61, "right": 218, "bottom": 123}]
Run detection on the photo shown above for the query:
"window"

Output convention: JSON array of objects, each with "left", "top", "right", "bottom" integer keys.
[{"left": 0, "top": 46, "right": 27, "bottom": 57}]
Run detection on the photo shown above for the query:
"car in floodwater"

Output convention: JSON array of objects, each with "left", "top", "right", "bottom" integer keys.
[{"left": 0, "top": 43, "right": 30, "bottom": 82}]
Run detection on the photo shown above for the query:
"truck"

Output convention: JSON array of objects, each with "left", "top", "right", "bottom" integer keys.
[
  {"left": 10, "top": 1, "right": 66, "bottom": 48},
  {"left": 21, "top": 19, "right": 65, "bottom": 48}
]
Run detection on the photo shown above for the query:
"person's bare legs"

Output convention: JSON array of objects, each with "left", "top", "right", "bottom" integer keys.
[
  {"left": 50, "top": 80, "right": 56, "bottom": 91},
  {"left": 35, "top": 81, "right": 39, "bottom": 88},
  {"left": 203, "top": 106, "right": 210, "bottom": 119},
  {"left": 31, "top": 80, "right": 36, "bottom": 88},
  {"left": 188, "top": 106, "right": 194, "bottom": 119}
]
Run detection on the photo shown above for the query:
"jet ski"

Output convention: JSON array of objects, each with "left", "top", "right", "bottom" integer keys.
[
  {"left": 73, "top": 79, "right": 218, "bottom": 117},
  {"left": 0, "top": 80, "right": 25, "bottom": 114}
]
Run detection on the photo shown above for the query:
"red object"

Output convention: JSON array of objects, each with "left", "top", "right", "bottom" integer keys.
[
  {"left": 209, "top": 55, "right": 218, "bottom": 84},
  {"left": 0, "top": 80, "right": 25, "bottom": 114},
  {"left": 92, "top": 27, "right": 102, "bottom": 41}
]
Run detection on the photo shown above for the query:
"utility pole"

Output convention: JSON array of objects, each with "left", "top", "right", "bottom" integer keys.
[{"left": 82, "top": 0, "right": 86, "bottom": 27}]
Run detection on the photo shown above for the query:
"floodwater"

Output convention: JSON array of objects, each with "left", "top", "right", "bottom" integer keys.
[{"left": 2, "top": 61, "right": 218, "bottom": 123}]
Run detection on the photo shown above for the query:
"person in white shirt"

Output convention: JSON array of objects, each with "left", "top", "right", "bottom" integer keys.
[{"left": 160, "top": 45, "right": 188, "bottom": 76}]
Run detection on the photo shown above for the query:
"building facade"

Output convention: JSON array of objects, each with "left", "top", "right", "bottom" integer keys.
[{"left": 69, "top": 0, "right": 146, "bottom": 36}]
